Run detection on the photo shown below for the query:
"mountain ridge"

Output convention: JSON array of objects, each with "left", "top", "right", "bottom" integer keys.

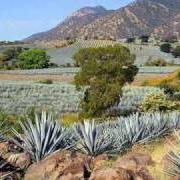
[{"left": 25, "top": 0, "right": 180, "bottom": 42}]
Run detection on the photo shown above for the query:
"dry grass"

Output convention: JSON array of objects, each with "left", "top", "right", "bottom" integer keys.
[
  {"left": 0, "top": 74, "right": 74, "bottom": 83},
  {"left": 130, "top": 133, "right": 178, "bottom": 180}
]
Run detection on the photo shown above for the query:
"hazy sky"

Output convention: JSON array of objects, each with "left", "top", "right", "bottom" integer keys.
[{"left": 0, "top": 0, "right": 133, "bottom": 41}]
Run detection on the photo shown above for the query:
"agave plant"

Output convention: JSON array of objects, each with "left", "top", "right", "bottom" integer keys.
[
  {"left": 165, "top": 132, "right": 180, "bottom": 177},
  {"left": 0, "top": 121, "right": 7, "bottom": 142},
  {"left": 13, "top": 112, "right": 73, "bottom": 162},
  {"left": 73, "top": 120, "right": 114, "bottom": 156}
]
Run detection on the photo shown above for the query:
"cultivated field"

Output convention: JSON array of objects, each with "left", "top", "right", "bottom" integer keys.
[{"left": 0, "top": 81, "right": 162, "bottom": 115}]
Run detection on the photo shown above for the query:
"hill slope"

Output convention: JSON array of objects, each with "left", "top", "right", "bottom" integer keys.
[
  {"left": 26, "top": 0, "right": 180, "bottom": 42},
  {"left": 25, "top": 6, "right": 109, "bottom": 42}
]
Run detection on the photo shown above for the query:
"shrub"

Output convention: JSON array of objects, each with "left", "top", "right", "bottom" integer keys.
[
  {"left": 144, "top": 69, "right": 180, "bottom": 93},
  {"left": 145, "top": 58, "right": 167, "bottom": 66},
  {"left": 16, "top": 49, "right": 51, "bottom": 69},
  {"left": 74, "top": 45, "right": 138, "bottom": 118},
  {"left": 172, "top": 46, "right": 180, "bottom": 58},
  {"left": 36, "top": 79, "right": 53, "bottom": 84},
  {"left": 160, "top": 43, "right": 172, "bottom": 53},
  {"left": 141, "top": 92, "right": 178, "bottom": 112}
]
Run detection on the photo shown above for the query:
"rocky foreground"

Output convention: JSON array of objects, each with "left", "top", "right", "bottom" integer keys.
[{"left": 0, "top": 134, "right": 179, "bottom": 180}]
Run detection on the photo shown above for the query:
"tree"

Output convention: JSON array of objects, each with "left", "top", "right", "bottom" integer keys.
[
  {"left": 74, "top": 45, "right": 138, "bottom": 118},
  {"left": 160, "top": 43, "right": 172, "bottom": 53},
  {"left": 172, "top": 46, "right": 180, "bottom": 58},
  {"left": 16, "top": 49, "right": 50, "bottom": 69},
  {"left": 126, "top": 37, "right": 135, "bottom": 43},
  {"left": 140, "top": 35, "right": 150, "bottom": 43}
]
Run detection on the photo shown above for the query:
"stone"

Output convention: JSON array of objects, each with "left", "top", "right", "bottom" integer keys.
[
  {"left": 90, "top": 167, "right": 132, "bottom": 180},
  {"left": 24, "top": 150, "right": 91, "bottom": 180},
  {"left": 114, "top": 153, "right": 154, "bottom": 171}
]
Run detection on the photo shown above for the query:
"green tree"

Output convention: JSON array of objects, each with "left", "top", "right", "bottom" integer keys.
[
  {"left": 160, "top": 43, "right": 172, "bottom": 53},
  {"left": 74, "top": 45, "right": 138, "bottom": 118},
  {"left": 16, "top": 49, "right": 50, "bottom": 69}
]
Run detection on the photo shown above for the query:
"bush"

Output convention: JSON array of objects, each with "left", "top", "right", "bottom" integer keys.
[
  {"left": 145, "top": 58, "right": 167, "bottom": 66},
  {"left": 160, "top": 43, "right": 172, "bottom": 53},
  {"left": 74, "top": 45, "right": 138, "bottom": 118},
  {"left": 16, "top": 49, "right": 50, "bottom": 69},
  {"left": 172, "top": 46, "right": 180, "bottom": 58},
  {"left": 141, "top": 92, "right": 178, "bottom": 112},
  {"left": 36, "top": 79, "right": 53, "bottom": 84}
]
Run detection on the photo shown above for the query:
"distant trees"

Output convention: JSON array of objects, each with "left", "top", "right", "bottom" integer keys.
[
  {"left": 0, "top": 47, "right": 54, "bottom": 70},
  {"left": 74, "top": 45, "right": 138, "bottom": 118},
  {"left": 160, "top": 43, "right": 172, "bottom": 53},
  {"left": 126, "top": 37, "right": 135, "bottom": 43},
  {"left": 16, "top": 49, "right": 50, "bottom": 69},
  {"left": 140, "top": 35, "right": 150, "bottom": 43}
]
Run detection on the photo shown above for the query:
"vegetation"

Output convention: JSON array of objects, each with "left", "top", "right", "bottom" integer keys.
[
  {"left": 73, "top": 120, "right": 114, "bottom": 156},
  {"left": 165, "top": 132, "right": 180, "bottom": 177},
  {"left": 13, "top": 112, "right": 72, "bottom": 162},
  {"left": 160, "top": 43, "right": 172, "bottom": 53},
  {"left": 16, "top": 49, "right": 50, "bottom": 69},
  {"left": 141, "top": 92, "right": 178, "bottom": 112},
  {"left": 74, "top": 45, "right": 138, "bottom": 118},
  {"left": 145, "top": 58, "right": 168, "bottom": 66},
  {"left": 36, "top": 79, "right": 53, "bottom": 84},
  {"left": 143, "top": 69, "right": 180, "bottom": 94},
  {"left": 9, "top": 111, "right": 180, "bottom": 160},
  {"left": 172, "top": 46, "right": 180, "bottom": 58}
]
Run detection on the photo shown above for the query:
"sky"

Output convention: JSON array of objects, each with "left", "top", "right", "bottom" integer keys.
[{"left": 0, "top": 0, "right": 133, "bottom": 41}]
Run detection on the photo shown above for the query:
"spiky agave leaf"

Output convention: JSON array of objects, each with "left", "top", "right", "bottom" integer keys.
[
  {"left": 0, "top": 121, "right": 7, "bottom": 142},
  {"left": 73, "top": 120, "right": 114, "bottom": 156},
  {"left": 165, "top": 131, "right": 180, "bottom": 177},
  {"left": 13, "top": 112, "right": 73, "bottom": 162}
]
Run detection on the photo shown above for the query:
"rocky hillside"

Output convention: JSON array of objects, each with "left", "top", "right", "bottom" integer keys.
[
  {"left": 26, "top": 0, "right": 180, "bottom": 42},
  {"left": 25, "top": 6, "right": 109, "bottom": 42}
]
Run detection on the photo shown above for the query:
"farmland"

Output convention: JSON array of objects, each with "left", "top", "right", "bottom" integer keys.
[{"left": 0, "top": 80, "right": 163, "bottom": 115}]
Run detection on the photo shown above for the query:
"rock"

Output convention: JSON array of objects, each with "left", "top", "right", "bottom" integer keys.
[
  {"left": 114, "top": 153, "right": 154, "bottom": 171},
  {"left": 171, "top": 176, "right": 180, "bottom": 180},
  {"left": 93, "top": 154, "right": 109, "bottom": 170},
  {"left": 24, "top": 150, "right": 91, "bottom": 180},
  {"left": 90, "top": 167, "right": 132, "bottom": 180},
  {"left": 90, "top": 153, "right": 154, "bottom": 180}
]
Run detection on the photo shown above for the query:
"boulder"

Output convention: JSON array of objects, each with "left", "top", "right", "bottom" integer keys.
[
  {"left": 90, "top": 167, "right": 132, "bottom": 180},
  {"left": 90, "top": 153, "right": 154, "bottom": 180},
  {"left": 93, "top": 154, "right": 109, "bottom": 170},
  {"left": 24, "top": 150, "right": 91, "bottom": 180},
  {"left": 171, "top": 176, "right": 180, "bottom": 180},
  {"left": 114, "top": 153, "right": 154, "bottom": 171}
]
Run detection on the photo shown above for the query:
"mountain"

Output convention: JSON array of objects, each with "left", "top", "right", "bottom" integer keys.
[
  {"left": 153, "top": 13, "right": 180, "bottom": 38},
  {"left": 25, "top": 6, "right": 109, "bottom": 42},
  {"left": 25, "top": 0, "right": 180, "bottom": 42}
]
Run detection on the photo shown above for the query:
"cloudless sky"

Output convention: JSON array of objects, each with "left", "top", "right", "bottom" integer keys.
[{"left": 0, "top": 0, "right": 133, "bottom": 41}]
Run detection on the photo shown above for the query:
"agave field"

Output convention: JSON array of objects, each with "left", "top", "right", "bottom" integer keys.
[
  {"left": 10, "top": 111, "right": 180, "bottom": 162},
  {"left": 0, "top": 81, "right": 163, "bottom": 115},
  {"left": 45, "top": 40, "right": 180, "bottom": 66}
]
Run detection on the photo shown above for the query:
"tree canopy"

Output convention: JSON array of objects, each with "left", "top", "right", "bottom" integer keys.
[
  {"left": 74, "top": 45, "right": 138, "bottom": 118},
  {"left": 16, "top": 49, "right": 50, "bottom": 69}
]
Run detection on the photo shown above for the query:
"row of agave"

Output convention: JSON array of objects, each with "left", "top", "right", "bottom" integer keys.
[{"left": 3, "top": 111, "right": 178, "bottom": 164}]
